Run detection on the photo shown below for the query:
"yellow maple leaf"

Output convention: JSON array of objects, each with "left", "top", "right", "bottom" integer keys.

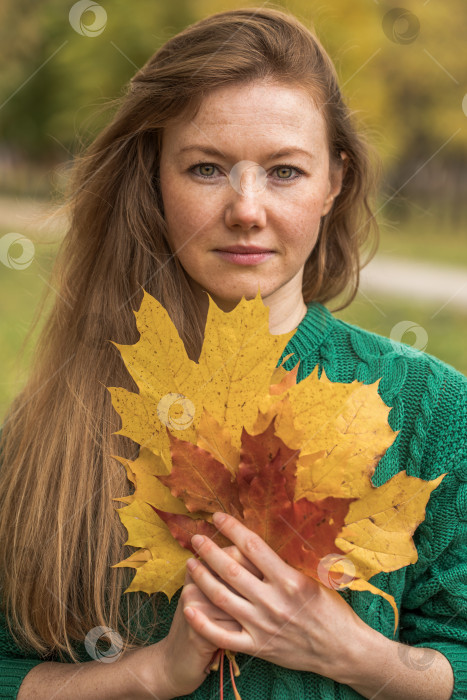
[
  {"left": 108, "top": 289, "right": 445, "bottom": 637},
  {"left": 108, "top": 287, "right": 293, "bottom": 469}
]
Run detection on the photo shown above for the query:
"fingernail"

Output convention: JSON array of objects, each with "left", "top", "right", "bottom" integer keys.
[
  {"left": 192, "top": 534, "right": 204, "bottom": 549},
  {"left": 186, "top": 558, "right": 198, "bottom": 571},
  {"left": 213, "top": 512, "right": 227, "bottom": 525},
  {"left": 184, "top": 606, "right": 195, "bottom": 619}
]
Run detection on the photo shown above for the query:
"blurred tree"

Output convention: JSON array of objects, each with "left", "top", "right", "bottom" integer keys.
[
  {"left": 0, "top": 0, "right": 465, "bottom": 205},
  {"left": 0, "top": 0, "right": 196, "bottom": 157}
]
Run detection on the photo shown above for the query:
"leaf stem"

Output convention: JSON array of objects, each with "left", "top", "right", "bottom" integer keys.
[
  {"left": 219, "top": 649, "right": 224, "bottom": 700},
  {"left": 229, "top": 656, "right": 242, "bottom": 700}
]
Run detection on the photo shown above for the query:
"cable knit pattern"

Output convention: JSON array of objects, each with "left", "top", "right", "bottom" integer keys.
[{"left": 1, "top": 301, "right": 466, "bottom": 699}]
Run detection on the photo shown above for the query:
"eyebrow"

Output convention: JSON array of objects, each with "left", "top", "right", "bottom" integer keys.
[{"left": 177, "top": 145, "right": 313, "bottom": 160}]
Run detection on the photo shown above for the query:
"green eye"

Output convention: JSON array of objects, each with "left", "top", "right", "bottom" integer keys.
[
  {"left": 198, "top": 164, "right": 216, "bottom": 177},
  {"left": 190, "top": 162, "right": 304, "bottom": 182},
  {"left": 276, "top": 166, "right": 294, "bottom": 179}
]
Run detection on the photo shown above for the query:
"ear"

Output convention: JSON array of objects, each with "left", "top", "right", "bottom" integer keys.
[{"left": 321, "top": 151, "right": 348, "bottom": 217}]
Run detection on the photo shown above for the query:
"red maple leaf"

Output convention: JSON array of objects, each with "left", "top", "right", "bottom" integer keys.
[{"left": 153, "top": 416, "right": 356, "bottom": 586}]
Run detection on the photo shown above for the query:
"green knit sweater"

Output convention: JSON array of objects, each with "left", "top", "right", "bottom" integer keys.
[{"left": 1, "top": 302, "right": 466, "bottom": 700}]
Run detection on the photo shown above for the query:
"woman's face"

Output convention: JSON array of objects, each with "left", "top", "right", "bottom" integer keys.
[{"left": 159, "top": 80, "right": 344, "bottom": 314}]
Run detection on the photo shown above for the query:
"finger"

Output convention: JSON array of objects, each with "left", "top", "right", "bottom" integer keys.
[
  {"left": 197, "top": 605, "right": 243, "bottom": 629},
  {"left": 185, "top": 564, "right": 238, "bottom": 592},
  {"left": 222, "top": 545, "right": 263, "bottom": 579},
  {"left": 199, "top": 561, "right": 250, "bottom": 599},
  {"left": 186, "top": 598, "right": 244, "bottom": 626},
  {"left": 212, "top": 512, "right": 287, "bottom": 583},
  {"left": 182, "top": 582, "right": 242, "bottom": 622},
  {"left": 183, "top": 605, "right": 250, "bottom": 654},
  {"left": 191, "top": 534, "right": 265, "bottom": 605},
  {"left": 186, "top": 554, "right": 237, "bottom": 592},
  {"left": 186, "top": 555, "right": 256, "bottom": 620},
  {"left": 185, "top": 542, "right": 262, "bottom": 583},
  {"left": 195, "top": 551, "right": 258, "bottom": 597}
]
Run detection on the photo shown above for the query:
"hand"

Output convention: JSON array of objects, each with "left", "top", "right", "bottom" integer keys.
[
  {"left": 151, "top": 545, "right": 262, "bottom": 698},
  {"left": 183, "top": 512, "right": 368, "bottom": 685}
]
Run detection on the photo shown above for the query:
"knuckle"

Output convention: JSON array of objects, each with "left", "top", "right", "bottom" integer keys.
[
  {"left": 274, "top": 606, "right": 291, "bottom": 625},
  {"left": 198, "top": 537, "right": 212, "bottom": 554},
  {"left": 225, "top": 545, "right": 242, "bottom": 561},
  {"left": 212, "top": 590, "right": 229, "bottom": 608},
  {"left": 244, "top": 534, "right": 261, "bottom": 554},
  {"left": 225, "top": 560, "right": 241, "bottom": 578},
  {"left": 283, "top": 576, "right": 301, "bottom": 597},
  {"left": 276, "top": 610, "right": 290, "bottom": 626}
]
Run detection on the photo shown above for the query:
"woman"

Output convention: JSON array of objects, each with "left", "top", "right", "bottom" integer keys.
[{"left": 0, "top": 6, "right": 465, "bottom": 700}]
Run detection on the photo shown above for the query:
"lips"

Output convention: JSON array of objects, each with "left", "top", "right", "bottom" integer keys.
[
  {"left": 214, "top": 249, "right": 275, "bottom": 266},
  {"left": 215, "top": 246, "right": 274, "bottom": 253}
]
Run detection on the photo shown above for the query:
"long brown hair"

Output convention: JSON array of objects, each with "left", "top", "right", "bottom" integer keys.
[{"left": 0, "top": 5, "right": 380, "bottom": 661}]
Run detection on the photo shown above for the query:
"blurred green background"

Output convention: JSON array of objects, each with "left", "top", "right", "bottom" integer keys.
[{"left": 1, "top": 0, "right": 466, "bottom": 421}]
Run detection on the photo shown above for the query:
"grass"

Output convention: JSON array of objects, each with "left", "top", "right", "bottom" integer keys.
[{"left": 0, "top": 237, "right": 57, "bottom": 424}]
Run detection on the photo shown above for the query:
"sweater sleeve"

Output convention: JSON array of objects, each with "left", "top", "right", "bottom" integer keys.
[
  {"left": 399, "top": 365, "right": 467, "bottom": 700},
  {"left": 0, "top": 660, "right": 44, "bottom": 700},
  {"left": 0, "top": 609, "right": 44, "bottom": 700}
]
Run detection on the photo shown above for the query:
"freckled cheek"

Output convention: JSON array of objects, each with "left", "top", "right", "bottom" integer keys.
[
  {"left": 280, "top": 189, "right": 325, "bottom": 219},
  {"left": 163, "top": 195, "right": 215, "bottom": 251},
  {"left": 280, "top": 234, "right": 319, "bottom": 264},
  {"left": 281, "top": 203, "right": 323, "bottom": 250}
]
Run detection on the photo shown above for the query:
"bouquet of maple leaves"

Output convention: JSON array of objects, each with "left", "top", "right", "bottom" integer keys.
[{"left": 107, "top": 289, "right": 444, "bottom": 696}]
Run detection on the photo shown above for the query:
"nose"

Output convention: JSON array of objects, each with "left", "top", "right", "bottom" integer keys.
[{"left": 225, "top": 161, "right": 267, "bottom": 230}]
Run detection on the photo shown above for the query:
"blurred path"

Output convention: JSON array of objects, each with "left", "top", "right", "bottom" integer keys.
[
  {"left": 0, "top": 195, "right": 66, "bottom": 239},
  {"left": 360, "top": 255, "right": 467, "bottom": 311},
  {"left": 0, "top": 196, "right": 48, "bottom": 227}
]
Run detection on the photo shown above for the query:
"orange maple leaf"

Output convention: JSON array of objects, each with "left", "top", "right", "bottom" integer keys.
[{"left": 155, "top": 415, "right": 353, "bottom": 589}]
